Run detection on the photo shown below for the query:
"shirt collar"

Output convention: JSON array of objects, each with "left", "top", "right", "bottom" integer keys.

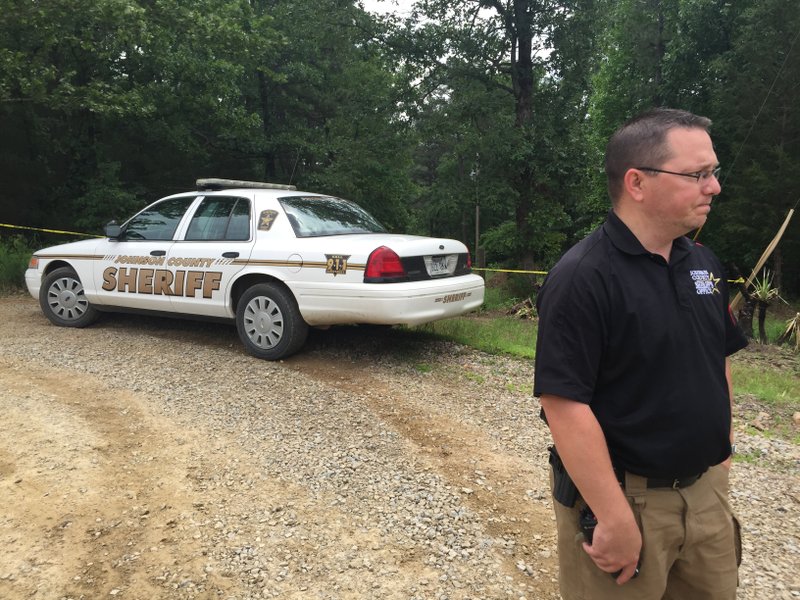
[{"left": 603, "top": 210, "right": 694, "bottom": 262}]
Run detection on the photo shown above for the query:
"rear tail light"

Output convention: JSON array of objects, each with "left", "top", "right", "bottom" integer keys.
[
  {"left": 364, "top": 246, "right": 407, "bottom": 282},
  {"left": 466, "top": 252, "right": 472, "bottom": 269}
]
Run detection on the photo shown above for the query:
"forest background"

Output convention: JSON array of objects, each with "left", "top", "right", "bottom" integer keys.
[{"left": 1, "top": 0, "right": 799, "bottom": 294}]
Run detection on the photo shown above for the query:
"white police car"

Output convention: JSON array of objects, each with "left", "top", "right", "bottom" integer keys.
[{"left": 25, "top": 179, "right": 485, "bottom": 359}]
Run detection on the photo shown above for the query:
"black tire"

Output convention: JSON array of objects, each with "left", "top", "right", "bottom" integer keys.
[
  {"left": 236, "top": 282, "right": 308, "bottom": 360},
  {"left": 39, "top": 267, "right": 99, "bottom": 328}
]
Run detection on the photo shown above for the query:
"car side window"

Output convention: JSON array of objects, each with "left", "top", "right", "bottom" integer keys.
[
  {"left": 124, "top": 197, "right": 196, "bottom": 240},
  {"left": 185, "top": 196, "right": 251, "bottom": 241}
]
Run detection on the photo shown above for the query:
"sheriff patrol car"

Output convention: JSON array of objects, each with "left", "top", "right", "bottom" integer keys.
[{"left": 25, "top": 179, "right": 485, "bottom": 360}]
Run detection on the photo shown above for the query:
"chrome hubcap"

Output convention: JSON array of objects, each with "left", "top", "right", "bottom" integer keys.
[
  {"left": 47, "top": 277, "right": 89, "bottom": 321},
  {"left": 243, "top": 296, "right": 284, "bottom": 349}
]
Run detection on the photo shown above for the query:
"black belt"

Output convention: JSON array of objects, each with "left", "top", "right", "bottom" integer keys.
[{"left": 616, "top": 470, "right": 705, "bottom": 489}]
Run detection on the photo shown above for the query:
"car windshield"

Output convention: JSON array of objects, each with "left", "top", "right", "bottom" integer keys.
[{"left": 279, "top": 196, "right": 387, "bottom": 237}]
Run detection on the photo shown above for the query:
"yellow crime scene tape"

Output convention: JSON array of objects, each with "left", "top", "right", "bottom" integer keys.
[
  {"left": 473, "top": 269, "right": 745, "bottom": 285},
  {"left": 0, "top": 222, "right": 748, "bottom": 285},
  {"left": 0, "top": 223, "right": 103, "bottom": 238},
  {"left": 473, "top": 267, "right": 549, "bottom": 276}
]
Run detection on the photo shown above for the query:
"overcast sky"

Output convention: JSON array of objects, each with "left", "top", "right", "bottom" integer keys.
[{"left": 360, "top": 0, "right": 415, "bottom": 17}]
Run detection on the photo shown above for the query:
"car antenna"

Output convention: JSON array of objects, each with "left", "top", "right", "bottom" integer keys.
[{"left": 289, "top": 149, "right": 300, "bottom": 185}]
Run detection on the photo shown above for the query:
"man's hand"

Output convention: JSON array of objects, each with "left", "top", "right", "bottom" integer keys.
[{"left": 582, "top": 505, "right": 642, "bottom": 584}]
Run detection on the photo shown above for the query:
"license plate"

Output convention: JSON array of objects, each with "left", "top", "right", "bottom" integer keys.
[{"left": 426, "top": 255, "right": 453, "bottom": 277}]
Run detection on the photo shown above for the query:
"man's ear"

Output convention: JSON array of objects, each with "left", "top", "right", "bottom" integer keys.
[{"left": 623, "top": 168, "right": 647, "bottom": 203}]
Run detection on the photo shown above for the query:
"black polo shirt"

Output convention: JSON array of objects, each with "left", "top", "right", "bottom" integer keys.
[{"left": 534, "top": 211, "right": 748, "bottom": 479}]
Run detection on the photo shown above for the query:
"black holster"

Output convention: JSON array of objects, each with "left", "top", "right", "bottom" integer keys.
[{"left": 549, "top": 445, "right": 579, "bottom": 508}]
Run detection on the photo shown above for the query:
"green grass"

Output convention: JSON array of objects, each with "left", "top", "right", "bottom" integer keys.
[
  {"left": 749, "top": 309, "right": 793, "bottom": 343},
  {"left": 731, "top": 362, "right": 800, "bottom": 406},
  {"left": 416, "top": 315, "right": 537, "bottom": 358},
  {"left": 732, "top": 448, "right": 764, "bottom": 465},
  {"left": 764, "top": 315, "right": 787, "bottom": 342},
  {"left": 465, "top": 371, "right": 485, "bottom": 384}
]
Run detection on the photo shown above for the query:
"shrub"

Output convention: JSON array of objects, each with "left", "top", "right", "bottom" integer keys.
[{"left": 0, "top": 235, "right": 33, "bottom": 292}]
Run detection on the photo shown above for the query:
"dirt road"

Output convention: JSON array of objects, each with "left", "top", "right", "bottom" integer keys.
[{"left": 0, "top": 295, "right": 559, "bottom": 599}]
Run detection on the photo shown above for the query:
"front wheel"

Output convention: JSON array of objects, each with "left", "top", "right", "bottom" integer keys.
[
  {"left": 236, "top": 282, "right": 308, "bottom": 360},
  {"left": 39, "top": 267, "right": 99, "bottom": 327}
]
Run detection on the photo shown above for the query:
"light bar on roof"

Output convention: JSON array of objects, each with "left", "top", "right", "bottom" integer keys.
[{"left": 196, "top": 178, "right": 297, "bottom": 191}]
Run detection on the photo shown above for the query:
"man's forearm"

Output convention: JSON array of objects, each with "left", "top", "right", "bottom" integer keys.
[
  {"left": 540, "top": 394, "right": 629, "bottom": 522},
  {"left": 540, "top": 393, "right": 641, "bottom": 581},
  {"left": 724, "top": 358, "right": 735, "bottom": 469},
  {"left": 726, "top": 358, "right": 734, "bottom": 445}
]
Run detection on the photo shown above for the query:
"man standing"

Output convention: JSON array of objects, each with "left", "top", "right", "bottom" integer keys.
[{"left": 534, "top": 108, "right": 748, "bottom": 599}]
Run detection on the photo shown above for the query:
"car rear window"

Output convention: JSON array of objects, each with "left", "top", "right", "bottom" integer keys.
[
  {"left": 185, "top": 196, "right": 251, "bottom": 241},
  {"left": 279, "top": 196, "right": 387, "bottom": 237}
]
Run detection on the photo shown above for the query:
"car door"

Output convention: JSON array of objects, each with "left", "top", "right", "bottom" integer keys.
[
  {"left": 94, "top": 195, "right": 197, "bottom": 310},
  {"left": 166, "top": 194, "right": 254, "bottom": 318}
]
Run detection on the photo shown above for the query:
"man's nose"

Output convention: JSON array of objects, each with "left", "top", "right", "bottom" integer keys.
[{"left": 705, "top": 173, "right": 722, "bottom": 195}]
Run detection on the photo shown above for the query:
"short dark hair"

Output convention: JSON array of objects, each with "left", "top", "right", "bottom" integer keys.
[{"left": 605, "top": 108, "right": 712, "bottom": 203}]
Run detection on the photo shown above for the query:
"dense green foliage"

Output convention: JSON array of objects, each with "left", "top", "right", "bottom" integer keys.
[
  {"left": 1, "top": 0, "right": 799, "bottom": 291},
  {"left": 0, "top": 236, "right": 31, "bottom": 291},
  {"left": 0, "top": 0, "right": 412, "bottom": 231}
]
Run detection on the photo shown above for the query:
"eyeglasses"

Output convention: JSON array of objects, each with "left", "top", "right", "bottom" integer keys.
[{"left": 635, "top": 166, "right": 721, "bottom": 182}]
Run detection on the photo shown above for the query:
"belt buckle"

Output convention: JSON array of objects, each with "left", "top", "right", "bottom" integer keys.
[{"left": 671, "top": 478, "right": 681, "bottom": 489}]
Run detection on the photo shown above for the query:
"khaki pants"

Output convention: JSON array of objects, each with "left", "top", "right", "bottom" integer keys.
[{"left": 551, "top": 465, "right": 741, "bottom": 600}]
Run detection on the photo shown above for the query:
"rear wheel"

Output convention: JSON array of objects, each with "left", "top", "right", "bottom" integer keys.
[
  {"left": 39, "top": 267, "right": 99, "bottom": 327},
  {"left": 236, "top": 282, "right": 308, "bottom": 360}
]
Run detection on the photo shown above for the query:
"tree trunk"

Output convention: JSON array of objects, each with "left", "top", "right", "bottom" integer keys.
[
  {"left": 757, "top": 301, "right": 769, "bottom": 344},
  {"left": 737, "top": 294, "right": 755, "bottom": 339},
  {"left": 651, "top": 0, "right": 665, "bottom": 106},
  {"left": 515, "top": 167, "right": 535, "bottom": 269},
  {"left": 511, "top": 1, "right": 534, "bottom": 128},
  {"left": 509, "top": 0, "right": 536, "bottom": 272},
  {"left": 258, "top": 71, "right": 276, "bottom": 180}
]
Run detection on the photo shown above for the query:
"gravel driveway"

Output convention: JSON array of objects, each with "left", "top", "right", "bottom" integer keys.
[{"left": 0, "top": 294, "right": 797, "bottom": 599}]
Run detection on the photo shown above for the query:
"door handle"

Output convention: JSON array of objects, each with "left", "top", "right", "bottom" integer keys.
[
  {"left": 150, "top": 250, "right": 166, "bottom": 256},
  {"left": 222, "top": 252, "right": 239, "bottom": 259}
]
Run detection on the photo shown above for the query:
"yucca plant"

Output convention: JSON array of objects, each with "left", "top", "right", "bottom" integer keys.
[
  {"left": 751, "top": 269, "right": 780, "bottom": 302},
  {"left": 749, "top": 269, "right": 786, "bottom": 344},
  {"left": 777, "top": 312, "right": 800, "bottom": 352}
]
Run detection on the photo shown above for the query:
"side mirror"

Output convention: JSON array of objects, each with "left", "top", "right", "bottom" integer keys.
[{"left": 105, "top": 221, "right": 122, "bottom": 239}]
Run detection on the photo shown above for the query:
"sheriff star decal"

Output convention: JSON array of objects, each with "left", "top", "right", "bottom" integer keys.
[{"left": 258, "top": 210, "right": 278, "bottom": 231}]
